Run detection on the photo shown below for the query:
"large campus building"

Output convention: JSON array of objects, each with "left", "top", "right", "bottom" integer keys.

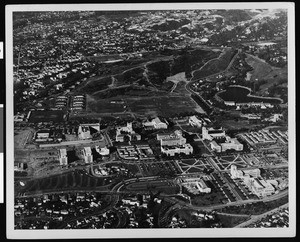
[
  {"left": 157, "top": 130, "right": 186, "bottom": 146},
  {"left": 115, "top": 122, "right": 141, "bottom": 142},
  {"left": 180, "top": 177, "right": 211, "bottom": 194},
  {"left": 230, "top": 165, "right": 275, "bottom": 197},
  {"left": 202, "top": 127, "right": 226, "bottom": 141},
  {"left": 157, "top": 130, "right": 193, "bottom": 156},
  {"left": 203, "top": 127, "right": 243, "bottom": 153},
  {"left": 143, "top": 117, "right": 168, "bottom": 130},
  {"left": 78, "top": 123, "right": 100, "bottom": 140}
]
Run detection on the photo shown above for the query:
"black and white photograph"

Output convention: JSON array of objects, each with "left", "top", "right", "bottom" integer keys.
[{"left": 5, "top": 2, "right": 296, "bottom": 239}]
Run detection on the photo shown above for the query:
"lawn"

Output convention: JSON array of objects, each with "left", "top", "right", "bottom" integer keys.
[
  {"left": 216, "top": 213, "right": 250, "bottom": 228},
  {"left": 245, "top": 54, "right": 287, "bottom": 95},
  {"left": 126, "top": 95, "right": 198, "bottom": 117}
]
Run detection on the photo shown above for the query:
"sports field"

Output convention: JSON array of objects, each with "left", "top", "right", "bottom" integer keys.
[
  {"left": 28, "top": 110, "right": 65, "bottom": 123},
  {"left": 126, "top": 95, "right": 198, "bottom": 117}
]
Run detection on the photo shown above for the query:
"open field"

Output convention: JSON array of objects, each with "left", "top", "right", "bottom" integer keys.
[
  {"left": 86, "top": 94, "right": 126, "bottom": 113},
  {"left": 245, "top": 54, "right": 287, "bottom": 94},
  {"left": 14, "top": 129, "right": 34, "bottom": 149}
]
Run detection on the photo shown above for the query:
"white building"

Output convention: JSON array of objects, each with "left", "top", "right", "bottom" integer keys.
[
  {"left": 202, "top": 127, "right": 226, "bottom": 140},
  {"left": 230, "top": 165, "right": 274, "bottom": 197},
  {"left": 210, "top": 137, "right": 243, "bottom": 153},
  {"left": 82, "top": 147, "right": 93, "bottom": 163},
  {"left": 59, "top": 149, "right": 68, "bottom": 165},
  {"left": 210, "top": 141, "right": 222, "bottom": 153},
  {"left": 95, "top": 146, "right": 110, "bottom": 156},
  {"left": 157, "top": 130, "right": 186, "bottom": 146},
  {"left": 161, "top": 143, "right": 193, "bottom": 156},
  {"left": 78, "top": 123, "right": 100, "bottom": 140},
  {"left": 115, "top": 123, "right": 141, "bottom": 142},
  {"left": 143, "top": 117, "right": 168, "bottom": 129},
  {"left": 189, "top": 115, "right": 203, "bottom": 128},
  {"left": 181, "top": 177, "right": 211, "bottom": 194},
  {"left": 247, "top": 178, "right": 275, "bottom": 197},
  {"left": 220, "top": 137, "right": 243, "bottom": 152},
  {"left": 231, "top": 165, "right": 260, "bottom": 179}
]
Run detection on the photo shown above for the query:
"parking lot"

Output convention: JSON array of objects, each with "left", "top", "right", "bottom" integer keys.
[{"left": 138, "top": 161, "right": 182, "bottom": 177}]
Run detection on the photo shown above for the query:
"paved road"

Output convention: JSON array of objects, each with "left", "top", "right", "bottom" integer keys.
[{"left": 162, "top": 188, "right": 288, "bottom": 212}]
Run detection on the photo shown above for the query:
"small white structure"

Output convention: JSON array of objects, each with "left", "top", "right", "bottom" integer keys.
[
  {"left": 95, "top": 146, "right": 110, "bottom": 156},
  {"left": 189, "top": 115, "right": 203, "bottom": 128}
]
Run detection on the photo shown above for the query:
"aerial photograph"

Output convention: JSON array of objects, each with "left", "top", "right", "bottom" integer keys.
[{"left": 12, "top": 8, "right": 290, "bottom": 231}]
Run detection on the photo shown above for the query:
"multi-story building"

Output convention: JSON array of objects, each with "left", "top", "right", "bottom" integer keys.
[
  {"left": 82, "top": 147, "right": 93, "bottom": 163},
  {"left": 161, "top": 143, "right": 193, "bottom": 156},
  {"left": 230, "top": 165, "right": 275, "bottom": 197},
  {"left": 143, "top": 117, "right": 168, "bottom": 129},
  {"left": 210, "top": 137, "right": 243, "bottom": 153},
  {"left": 202, "top": 126, "right": 226, "bottom": 141},
  {"left": 78, "top": 123, "right": 100, "bottom": 140},
  {"left": 180, "top": 177, "right": 211, "bottom": 194},
  {"left": 115, "top": 122, "right": 141, "bottom": 142},
  {"left": 246, "top": 178, "right": 275, "bottom": 197},
  {"left": 59, "top": 149, "right": 68, "bottom": 165},
  {"left": 157, "top": 130, "right": 186, "bottom": 146}
]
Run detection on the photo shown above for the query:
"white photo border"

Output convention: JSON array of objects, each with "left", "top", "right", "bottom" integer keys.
[{"left": 6, "top": 2, "right": 296, "bottom": 239}]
